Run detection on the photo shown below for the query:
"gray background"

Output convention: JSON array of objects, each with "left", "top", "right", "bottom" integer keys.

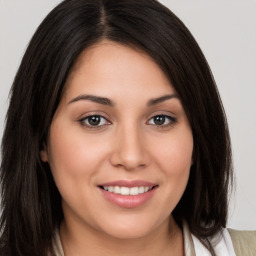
[{"left": 0, "top": 0, "right": 255, "bottom": 230}]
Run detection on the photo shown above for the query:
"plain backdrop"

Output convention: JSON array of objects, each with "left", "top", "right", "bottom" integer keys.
[{"left": 0, "top": 0, "right": 255, "bottom": 230}]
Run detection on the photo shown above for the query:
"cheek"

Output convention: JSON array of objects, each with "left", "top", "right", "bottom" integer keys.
[
  {"left": 46, "top": 122, "right": 110, "bottom": 210},
  {"left": 160, "top": 141, "right": 192, "bottom": 215},
  {"left": 47, "top": 123, "right": 109, "bottom": 178},
  {"left": 151, "top": 129, "right": 193, "bottom": 175},
  {"left": 148, "top": 128, "right": 193, "bottom": 204}
]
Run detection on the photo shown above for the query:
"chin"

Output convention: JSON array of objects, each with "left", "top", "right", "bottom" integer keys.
[{"left": 97, "top": 215, "right": 164, "bottom": 240}]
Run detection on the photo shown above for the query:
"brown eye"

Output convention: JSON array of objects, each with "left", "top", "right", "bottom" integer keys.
[
  {"left": 80, "top": 115, "right": 110, "bottom": 127},
  {"left": 148, "top": 115, "right": 177, "bottom": 126},
  {"left": 87, "top": 116, "right": 102, "bottom": 126},
  {"left": 153, "top": 116, "right": 166, "bottom": 125}
]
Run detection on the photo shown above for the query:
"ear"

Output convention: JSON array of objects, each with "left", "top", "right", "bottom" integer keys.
[{"left": 40, "top": 144, "right": 49, "bottom": 162}]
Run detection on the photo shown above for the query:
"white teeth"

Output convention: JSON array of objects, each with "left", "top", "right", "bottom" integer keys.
[
  {"left": 130, "top": 187, "right": 139, "bottom": 195},
  {"left": 102, "top": 186, "right": 153, "bottom": 195},
  {"left": 120, "top": 187, "right": 129, "bottom": 195},
  {"left": 138, "top": 186, "right": 145, "bottom": 194},
  {"left": 114, "top": 186, "right": 120, "bottom": 194}
]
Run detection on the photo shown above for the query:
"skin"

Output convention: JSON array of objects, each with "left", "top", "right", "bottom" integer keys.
[{"left": 41, "top": 40, "right": 193, "bottom": 256}]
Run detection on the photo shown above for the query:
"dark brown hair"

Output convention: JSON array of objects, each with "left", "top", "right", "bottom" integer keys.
[{"left": 0, "top": 0, "right": 233, "bottom": 255}]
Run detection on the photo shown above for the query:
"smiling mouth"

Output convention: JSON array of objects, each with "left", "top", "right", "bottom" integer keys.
[
  {"left": 98, "top": 181, "right": 158, "bottom": 208},
  {"left": 99, "top": 185, "right": 158, "bottom": 196}
]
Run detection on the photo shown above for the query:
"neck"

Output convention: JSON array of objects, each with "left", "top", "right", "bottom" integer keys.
[{"left": 60, "top": 216, "right": 184, "bottom": 256}]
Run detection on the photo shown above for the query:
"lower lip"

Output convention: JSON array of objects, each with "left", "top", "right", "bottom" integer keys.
[{"left": 100, "top": 188, "right": 157, "bottom": 208}]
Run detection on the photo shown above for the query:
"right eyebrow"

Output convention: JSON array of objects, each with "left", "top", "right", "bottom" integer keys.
[{"left": 68, "top": 94, "right": 114, "bottom": 106}]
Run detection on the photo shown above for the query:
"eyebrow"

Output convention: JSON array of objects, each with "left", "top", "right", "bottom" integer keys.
[
  {"left": 68, "top": 94, "right": 114, "bottom": 106},
  {"left": 147, "top": 94, "right": 179, "bottom": 106},
  {"left": 68, "top": 93, "right": 179, "bottom": 106}
]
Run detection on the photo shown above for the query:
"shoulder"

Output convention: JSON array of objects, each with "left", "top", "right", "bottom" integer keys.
[{"left": 228, "top": 228, "right": 256, "bottom": 256}]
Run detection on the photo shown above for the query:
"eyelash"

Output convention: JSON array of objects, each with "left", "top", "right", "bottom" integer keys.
[
  {"left": 79, "top": 114, "right": 177, "bottom": 129},
  {"left": 147, "top": 114, "right": 177, "bottom": 128}
]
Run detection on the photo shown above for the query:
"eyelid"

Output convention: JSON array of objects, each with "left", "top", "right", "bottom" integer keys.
[{"left": 76, "top": 110, "right": 109, "bottom": 120}]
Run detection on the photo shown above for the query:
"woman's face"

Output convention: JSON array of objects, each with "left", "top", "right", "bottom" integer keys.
[{"left": 41, "top": 41, "right": 193, "bottom": 239}]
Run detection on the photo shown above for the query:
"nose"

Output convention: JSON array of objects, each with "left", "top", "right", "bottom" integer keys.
[{"left": 109, "top": 124, "right": 150, "bottom": 171}]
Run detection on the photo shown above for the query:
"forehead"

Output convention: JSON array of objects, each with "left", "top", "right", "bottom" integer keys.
[{"left": 63, "top": 40, "right": 176, "bottom": 102}]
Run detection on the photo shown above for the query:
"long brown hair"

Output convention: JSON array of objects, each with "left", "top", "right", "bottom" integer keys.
[{"left": 0, "top": 0, "right": 233, "bottom": 255}]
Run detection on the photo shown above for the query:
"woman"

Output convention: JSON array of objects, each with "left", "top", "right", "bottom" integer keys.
[{"left": 0, "top": 0, "right": 254, "bottom": 255}]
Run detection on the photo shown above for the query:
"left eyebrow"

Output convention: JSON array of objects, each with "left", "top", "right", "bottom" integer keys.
[{"left": 147, "top": 94, "right": 179, "bottom": 106}]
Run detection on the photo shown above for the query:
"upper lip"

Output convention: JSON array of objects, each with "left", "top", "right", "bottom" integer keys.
[{"left": 98, "top": 180, "right": 157, "bottom": 188}]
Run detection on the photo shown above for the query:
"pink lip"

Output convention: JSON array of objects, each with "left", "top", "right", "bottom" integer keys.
[{"left": 98, "top": 180, "right": 158, "bottom": 208}]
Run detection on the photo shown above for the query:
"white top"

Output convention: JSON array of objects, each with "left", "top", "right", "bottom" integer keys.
[
  {"left": 52, "top": 222, "right": 236, "bottom": 256},
  {"left": 183, "top": 222, "right": 236, "bottom": 256}
]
